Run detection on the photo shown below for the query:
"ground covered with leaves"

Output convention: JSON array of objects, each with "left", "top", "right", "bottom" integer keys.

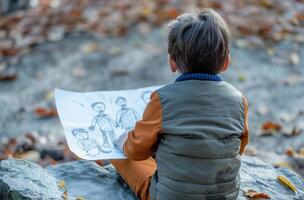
[{"left": 0, "top": 0, "right": 303, "bottom": 183}]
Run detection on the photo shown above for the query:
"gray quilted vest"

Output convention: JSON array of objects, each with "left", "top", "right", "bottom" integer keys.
[{"left": 149, "top": 80, "right": 245, "bottom": 200}]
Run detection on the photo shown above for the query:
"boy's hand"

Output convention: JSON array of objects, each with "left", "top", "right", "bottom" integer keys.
[{"left": 114, "top": 132, "right": 128, "bottom": 153}]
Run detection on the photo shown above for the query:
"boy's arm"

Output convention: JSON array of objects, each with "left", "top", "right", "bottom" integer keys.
[
  {"left": 123, "top": 91, "right": 162, "bottom": 160},
  {"left": 240, "top": 96, "right": 249, "bottom": 155}
]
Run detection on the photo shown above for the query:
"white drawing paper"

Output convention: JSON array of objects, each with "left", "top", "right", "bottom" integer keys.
[{"left": 55, "top": 86, "right": 161, "bottom": 160}]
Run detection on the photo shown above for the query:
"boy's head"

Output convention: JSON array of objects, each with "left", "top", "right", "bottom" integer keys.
[{"left": 167, "top": 9, "right": 231, "bottom": 74}]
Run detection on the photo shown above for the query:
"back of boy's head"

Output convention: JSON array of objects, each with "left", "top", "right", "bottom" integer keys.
[{"left": 168, "top": 8, "right": 231, "bottom": 74}]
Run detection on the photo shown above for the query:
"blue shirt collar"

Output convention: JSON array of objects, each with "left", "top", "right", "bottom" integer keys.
[{"left": 175, "top": 73, "right": 222, "bottom": 82}]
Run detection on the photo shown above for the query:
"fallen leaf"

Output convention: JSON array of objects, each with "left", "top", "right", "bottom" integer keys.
[
  {"left": 277, "top": 175, "right": 297, "bottom": 193},
  {"left": 285, "top": 147, "right": 296, "bottom": 157},
  {"left": 62, "top": 190, "right": 68, "bottom": 200},
  {"left": 244, "top": 189, "right": 271, "bottom": 199},
  {"left": 75, "top": 197, "right": 85, "bottom": 200},
  {"left": 34, "top": 107, "right": 58, "bottom": 118},
  {"left": 260, "top": 121, "right": 282, "bottom": 135},
  {"left": 58, "top": 180, "right": 66, "bottom": 189},
  {"left": 0, "top": 73, "right": 17, "bottom": 81}
]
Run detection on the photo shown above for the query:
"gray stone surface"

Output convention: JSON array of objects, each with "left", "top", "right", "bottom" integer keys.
[
  {"left": 238, "top": 156, "right": 304, "bottom": 200},
  {"left": 46, "top": 160, "right": 138, "bottom": 200},
  {"left": 0, "top": 158, "right": 62, "bottom": 200},
  {"left": 1, "top": 157, "right": 303, "bottom": 200}
]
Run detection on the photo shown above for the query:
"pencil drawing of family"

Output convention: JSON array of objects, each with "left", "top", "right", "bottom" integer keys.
[{"left": 71, "top": 94, "right": 145, "bottom": 157}]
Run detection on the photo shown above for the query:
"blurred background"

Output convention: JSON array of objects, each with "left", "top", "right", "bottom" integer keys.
[{"left": 0, "top": 0, "right": 303, "bottom": 176}]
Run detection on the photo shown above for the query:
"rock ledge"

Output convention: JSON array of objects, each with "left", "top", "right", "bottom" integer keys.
[{"left": 0, "top": 156, "right": 303, "bottom": 200}]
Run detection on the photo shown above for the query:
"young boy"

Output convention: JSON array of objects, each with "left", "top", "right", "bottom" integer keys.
[{"left": 111, "top": 8, "right": 249, "bottom": 200}]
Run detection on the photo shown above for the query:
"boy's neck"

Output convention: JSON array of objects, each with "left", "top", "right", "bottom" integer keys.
[{"left": 175, "top": 73, "right": 221, "bottom": 82}]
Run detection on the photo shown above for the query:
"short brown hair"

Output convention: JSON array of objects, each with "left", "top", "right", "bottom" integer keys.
[{"left": 167, "top": 9, "right": 231, "bottom": 74}]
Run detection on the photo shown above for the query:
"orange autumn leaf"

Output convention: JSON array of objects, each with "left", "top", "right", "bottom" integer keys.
[
  {"left": 244, "top": 190, "right": 271, "bottom": 199},
  {"left": 34, "top": 107, "right": 58, "bottom": 118},
  {"left": 285, "top": 147, "right": 296, "bottom": 157},
  {"left": 260, "top": 121, "right": 282, "bottom": 135}
]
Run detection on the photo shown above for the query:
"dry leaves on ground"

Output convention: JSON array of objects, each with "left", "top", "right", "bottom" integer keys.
[
  {"left": 0, "top": 0, "right": 182, "bottom": 62},
  {"left": 285, "top": 147, "right": 304, "bottom": 159},
  {"left": 34, "top": 107, "right": 58, "bottom": 118},
  {"left": 260, "top": 121, "right": 282, "bottom": 136},
  {"left": 0, "top": 0, "right": 303, "bottom": 64},
  {"left": 244, "top": 189, "right": 271, "bottom": 199},
  {"left": 0, "top": 131, "right": 77, "bottom": 165},
  {"left": 260, "top": 118, "right": 303, "bottom": 137}
]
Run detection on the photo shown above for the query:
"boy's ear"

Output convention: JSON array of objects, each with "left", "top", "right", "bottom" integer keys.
[
  {"left": 221, "top": 53, "right": 231, "bottom": 73},
  {"left": 168, "top": 54, "right": 178, "bottom": 73}
]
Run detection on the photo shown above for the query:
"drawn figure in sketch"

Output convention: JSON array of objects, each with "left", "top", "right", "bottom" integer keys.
[
  {"left": 89, "top": 102, "right": 116, "bottom": 152},
  {"left": 116, "top": 96, "right": 140, "bottom": 132},
  {"left": 141, "top": 90, "right": 152, "bottom": 105},
  {"left": 72, "top": 128, "right": 102, "bottom": 157}
]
